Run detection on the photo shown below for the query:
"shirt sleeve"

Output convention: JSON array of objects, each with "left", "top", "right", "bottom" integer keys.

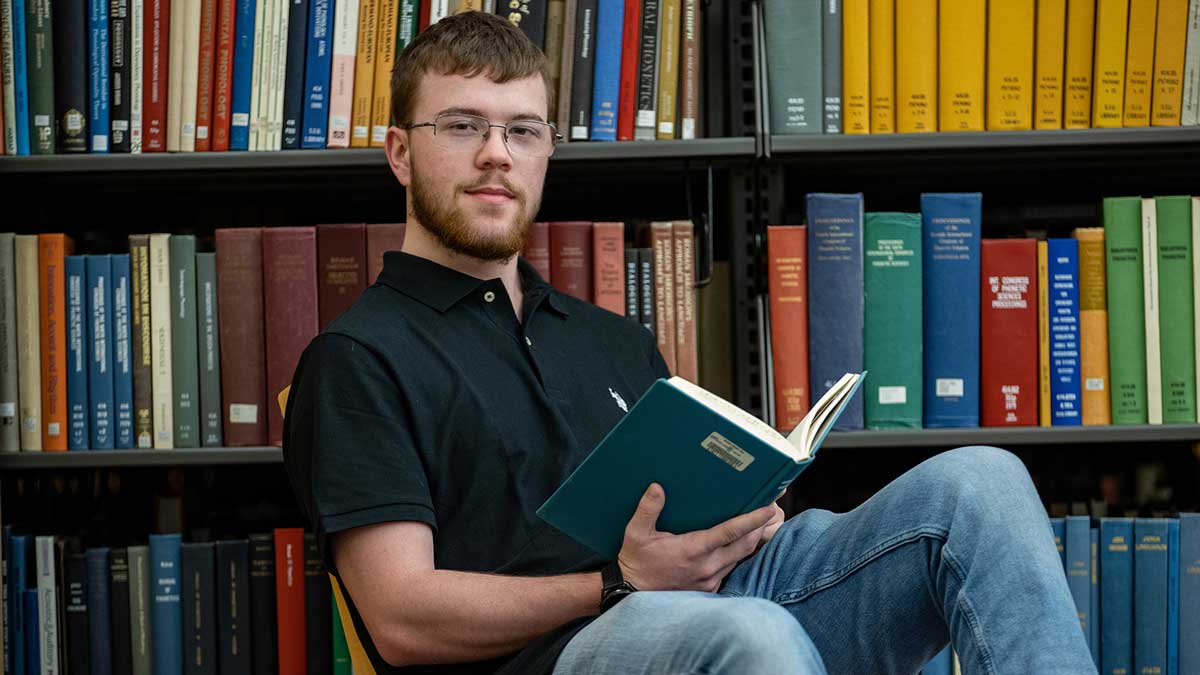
[{"left": 282, "top": 332, "right": 436, "bottom": 568}]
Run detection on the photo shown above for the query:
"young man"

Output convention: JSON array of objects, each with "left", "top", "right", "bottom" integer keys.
[{"left": 282, "top": 12, "right": 1095, "bottom": 675}]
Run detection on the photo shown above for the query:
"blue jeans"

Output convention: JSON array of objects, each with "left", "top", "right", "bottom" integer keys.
[{"left": 552, "top": 446, "right": 1096, "bottom": 675}]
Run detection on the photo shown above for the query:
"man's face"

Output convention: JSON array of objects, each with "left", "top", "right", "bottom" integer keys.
[{"left": 388, "top": 71, "right": 550, "bottom": 262}]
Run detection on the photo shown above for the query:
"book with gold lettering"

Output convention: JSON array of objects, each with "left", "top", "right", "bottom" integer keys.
[{"left": 538, "top": 372, "right": 865, "bottom": 559}]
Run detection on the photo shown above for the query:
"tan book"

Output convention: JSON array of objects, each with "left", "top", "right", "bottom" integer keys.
[
  {"left": 351, "top": 0, "right": 380, "bottom": 148},
  {"left": 556, "top": 0, "right": 578, "bottom": 135},
  {"left": 248, "top": 0, "right": 269, "bottom": 149},
  {"left": 370, "top": 0, "right": 401, "bottom": 147},
  {"left": 167, "top": 0, "right": 187, "bottom": 151},
  {"left": 650, "top": 222, "right": 677, "bottom": 374},
  {"left": 267, "top": 0, "right": 291, "bottom": 149},
  {"left": 655, "top": 0, "right": 681, "bottom": 139},
  {"left": 149, "top": 234, "right": 175, "bottom": 448},
  {"left": 1074, "top": 228, "right": 1112, "bottom": 425},
  {"left": 179, "top": 0, "right": 204, "bottom": 150},
  {"left": 14, "top": 235, "right": 42, "bottom": 451},
  {"left": 673, "top": 221, "right": 698, "bottom": 384},
  {"left": 592, "top": 222, "right": 626, "bottom": 316}
]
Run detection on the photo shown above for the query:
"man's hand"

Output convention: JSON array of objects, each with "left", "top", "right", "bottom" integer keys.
[
  {"left": 616, "top": 483, "right": 777, "bottom": 593},
  {"left": 758, "top": 500, "right": 786, "bottom": 550}
]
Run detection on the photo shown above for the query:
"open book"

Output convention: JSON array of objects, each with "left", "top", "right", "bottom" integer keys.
[{"left": 537, "top": 372, "right": 866, "bottom": 559}]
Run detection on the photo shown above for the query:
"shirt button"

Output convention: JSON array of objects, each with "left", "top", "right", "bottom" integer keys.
[{"left": 484, "top": 291, "right": 496, "bottom": 303}]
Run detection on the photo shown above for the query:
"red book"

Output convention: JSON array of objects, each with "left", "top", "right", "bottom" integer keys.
[
  {"left": 274, "top": 528, "right": 307, "bottom": 675},
  {"left": 523, "top": 221, "right": 551, "bottom": 281},
  {"left": 649, "top": 222, "right": 676, "bottom": 374},
  {"left": 365, "top": 223, "right": 406, "bottom": 284},
  {"left": 592, "top": 222, "right": 625, "bottom": 314},
  {"left": 767, "top": 226, "right": 809, "bottom": 431},
  {"left": 263, "top": 227, "right": 319, "bottom": 446},
  {"left": 317, "top": 223, "right": 367, "bottom": 330},
  {"left": 418, "top": 0, "right": 430, "bottom": 31},
  {"left": 980, "top": 239, "right": 1039, "bottom": 426},
  {"left": 549, "top": 222, "right": 593, "bottom": 302},
  {"left": 216, "top": 228, "right": 268, "bottom": 446},
  {"left": 616, "top": 0, "right": 642, "bottom": 140},
  {"left": 672, "top": 220, "right": 698, "bottom": 383},
  {"left": 38, "top": 234, "right": 74, "bottom": 450},
  {"left": 143, "top": 0, "right": 169, "bottom": 152},
  {"left": 211, "top": 0, "right": 236, "bottom": 150},
  {"left": 194, "top": 0, "right": 219, "bottom": 151}
]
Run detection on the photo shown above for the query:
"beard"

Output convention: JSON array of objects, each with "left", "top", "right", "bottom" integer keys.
[{"left": 409, "top": 161, "right": 537, "bottom": 263}]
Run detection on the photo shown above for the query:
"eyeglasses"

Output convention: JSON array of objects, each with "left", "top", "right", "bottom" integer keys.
[{"left": 403, "top": 113, "right": 563, "bottom": 159}]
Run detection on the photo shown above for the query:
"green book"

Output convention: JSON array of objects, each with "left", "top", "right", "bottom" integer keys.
[
  {"left": 169, "top": 236, "right": 200, "bottom": 447},
  {"left": 332, "top": 594, "right": 351, "bottom": 675},
  {"left": 25, "top": 0, "right": 56, "bottom": 154},
  {"left": 863, "top": 212, "right": 923, "bottom": 428},
  {"left": 195, "top": 253, "right": 223, "bottom": 446},
  {"left": 1104, "top": 197, "right": 1148, "bottom": 424},
  {"left": 762, "top": 0, "right": 823, "bottom": 134},
  {"left": 1156, "top": 196, "right": 1196, "bottom": 423}
]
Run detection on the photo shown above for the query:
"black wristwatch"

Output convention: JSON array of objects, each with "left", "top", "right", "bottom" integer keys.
[{"left": 600, "top": 561, "right": 638, "bottom": 613}]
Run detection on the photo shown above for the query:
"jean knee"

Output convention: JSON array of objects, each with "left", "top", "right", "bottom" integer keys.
[{"left": 700, "top": 598, "right": 824, "bottom": 672}]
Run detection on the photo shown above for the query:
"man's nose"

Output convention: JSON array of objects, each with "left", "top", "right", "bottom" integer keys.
[{"left": 476, "top": 127, "right": 513, "bottom": 170}]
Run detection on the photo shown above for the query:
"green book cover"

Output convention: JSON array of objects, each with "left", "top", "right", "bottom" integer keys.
[
  {"left": 762, "top": 0, "right": 823, "bottom": 134},
  {"left": 195, "top": 253, "right": 223, "bottom": 446},
  {"left": 332, "top": 594, "right": 351, "bottom": 675},
  {"left": 1104, "top": 197, "right": 1148, "bottom": 424},
  {"left": 25, "top": 0, "right": 56, "bottom": 154},
  {"left": 1156, "top": 196, "right": 1196, "bottom": 423},
  {"left": 864, "top": 212, "right": 923, "bottom": 428},
  {"left": 169, "top": 236, "right": 200, "bottom": 447}
]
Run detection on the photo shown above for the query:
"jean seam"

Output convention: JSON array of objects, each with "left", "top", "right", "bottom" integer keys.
[
  {"left": 773, "top": 525, "right": 950, "bottom": 604},
  {"left": 941, "top": 543, "right": 998, "bottom": 675}
]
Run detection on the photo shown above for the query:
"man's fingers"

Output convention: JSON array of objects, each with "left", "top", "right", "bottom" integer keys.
[
  {"left": 700, "top": 505, "right": 777, "bottom": 550},
  {"left": 626, "top": 483, "right": 666, "bottom": 538}
]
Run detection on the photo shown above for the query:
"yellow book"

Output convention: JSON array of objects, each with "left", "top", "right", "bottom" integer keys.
[
  {"left": 1074, "top": 228, "right": 1113, "bottom": 425},
  {"left": 987, "top": 0, "right": 1035, "bottom": 130},
  {"left": 938, "top": 0, "right": 985, "bottom": 131},
  {"left": 1063, "top": 0, "right": 1097, "bottom": 128},
  {"left": 896, "top": 0, "right": 937, "bottom": 132},
  {"left": 655, "top": 0, "right": 681, "bottom": 139},
  {"left": 1151, "top": 0, "right": 1189, "bottom": 125},
  {"left": 869, "top": 0, "right": 894, "bottom": 133},
  {"left": 370, "top": 0, "right": 400, "bottom": 147},
  {"left": 1091, "top": 0, "right": 1130, "bottom": 127},
  {"left": 1038, "top": 240, "right": 1050, "bottom": 427},
  {"left": 1123, "top": 0, "right": 1159, "bottom": 126},
  {"left": 1035, "top": 0, "right": 1067, "bottom": 129},
  {"left": 457, "top": 0, "right": 482, "bottom": 10},
  {"left": 351, "top": 0, "right": 380, "bottom": 148},
  {"left": 843, "top": 0, "right": 871, "bottom": 134}
]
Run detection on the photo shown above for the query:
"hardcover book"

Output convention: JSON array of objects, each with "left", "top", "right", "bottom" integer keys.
[
  {"left": 863, "top": 213, "right": 922, "bottom": 429},
  {"left": 1100, "top": 518, "right": 1134, "bottom": 675},
  {"left": 980, "top": 239, "right": 1037, "bottom": 426}
]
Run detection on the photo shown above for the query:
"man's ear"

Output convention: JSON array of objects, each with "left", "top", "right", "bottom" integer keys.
[{"left": 386, "top": 126, "right": 412, "bottom": 188}]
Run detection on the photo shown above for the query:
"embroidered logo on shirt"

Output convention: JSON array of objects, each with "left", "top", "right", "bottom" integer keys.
[{"left": 609, "top": 388, "right": 628, "bottom": 413}]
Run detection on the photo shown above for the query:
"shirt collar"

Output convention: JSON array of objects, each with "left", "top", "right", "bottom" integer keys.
[{"left": 377, "top": 251, "right": 571, "bottom": 317}]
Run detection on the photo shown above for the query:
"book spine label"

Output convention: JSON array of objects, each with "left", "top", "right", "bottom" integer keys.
[
  {"left": 229, "top": 0, "right": 255, "bottom": 149},
  {"left": 1074, "top": 229, "right": 1112, "bottom": 425},
  {"left": 149, "top": 234, "right": 174, "bottom": 448},
  {"left": 1063, "top": 0, "right": 1096, "bottom": 128},
  {"left": 807, "top": 193, "right": 865, "bottom": 430},
  {"left": 90, "top": 0, "right": 111, "bottom": 150},
  {"left": 589, "top": 0, "right": 624, "bottom": 141},
  {"left": 592, "top": 222, "right": 625, "bottom": 315},
  {"left": 1122, "top": 0, "right": 1158, "bottom": 126},
  {"left": 39, "top": 234, "right": 70, "bottom": 450},
  {"left": 1048, "top": 239, "right": 1082, "bottom": 426},
  {"left": 280, "top": 0, "right": 307, "bottom": 148},
  {"left": 921, "top": 193, "right": 982, "bottom": 428},
  {"left": 299, "top": 0, "right": 332, "bottom": 148},
  {"left": 986, "top": 0, "right": 1035, "bottom": 130},
  {"left": 762, "top": 0, "right": 822, "bottom": 134},
  {"left": 1150, "top": 0, "right": 1189, "bottom": 125},
  {"left": 1103, "top": 197, "right": 1149, "bottom": 423},
  {"left": 768, "top": 226, "right": 810, "bottom": 431},
  {"left": 869, "top": 0, "right": 894, "bottom": 132},
  {"left": 0, "top": 233, "right": 18, "bottom": 450},
  {"left": 195, "top": 0, "right": 217, "bottom": 150},
  {"left": 1100, "top": 518, "right": 1134, "bottom": 675},
  {"left": 843, "top": 0, "right": 869, "bottom": 133},
  {"left": 196, "top": 253, "right": 222, "bottom": 446},
  {"left": 1155, "top": 196, "right": 1196, "bottom": 422},
  {"left": 1092, "top": 0, "right": 1129, "bottom": 127},
  {"left": 326, "top": 0, "right": 358, "bottom": 148},
  {"left": 633, "top": 0, "right": 657, "bottom": 139},
  {"left": 1034, "top": 0, "right": 1066, "bottom": 129},
  {"left": 170, "top": 236, "right": 200, "bottom": 447},
  {"left": 569, "top": 0, "right": 597, "bottom": 140},
  {"left": 55, "top": 0, "right": 91, "bottom": 152},
  {"left": 15, "top": 237, "right": 42, "bottom": 450},
  {"left": 66, "top": 255, "right": 89, "bottom": 449},
  {"left": 369, "top": 0, "right": 399, "bottom": 146},
  {"left": 149, "top": 534, "right": 182, "bottom": 675},
  {"left": 87, "top": 255, "right": 116, "bottom": 449},
  {"left": 979, "top": 239, "right": 1038, "bottom": 426},
  {"left": 262, "top": 228, "right": 318, "bottom": 446},
  {"left": 896, "top": 0, "right": 936, "bottom": 133},
  {"left": 112, "top": 254, "right": 133, "bottom": 448},
  {"left": 109, "top": 0, "right": 131, "bottom": 151},
  {"left": 216, "top": 229, "right": 267, "bottom": 446},
  {"left": 863, "top": 214, "right": 923, "bottom": 429},
  {"left": 1133, "top": 519, "right": 1169, "bottom": 675},
  {"left": 1184, "top": 0, "right": 1200, "bottom": 125}
]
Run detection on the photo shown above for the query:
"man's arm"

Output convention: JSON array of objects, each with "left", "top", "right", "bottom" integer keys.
[{"left": 333, "top": 521, "right": 601, "bottom": 668}]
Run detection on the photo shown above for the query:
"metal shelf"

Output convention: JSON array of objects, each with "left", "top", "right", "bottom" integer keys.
[
  {"left": 821, "top": 424, "right": 1200, "bottom": 449},
  {"left": 0, "top": 447, "right": 282, "bottom": 469}
]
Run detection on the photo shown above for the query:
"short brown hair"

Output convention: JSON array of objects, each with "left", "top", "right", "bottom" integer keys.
[{"left": 391, "top": 12, "right": 551, "bottom": 127}]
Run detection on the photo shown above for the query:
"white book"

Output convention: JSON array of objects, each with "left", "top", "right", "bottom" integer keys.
[
  {"left": 1, "top": 0, "right": 18, "bottom": 153},
  {"left": 268, "top": 0, "right": 289, "bottom": 150},
  {"left": 149, "top": 234, "right": 174, "bottom": 448},
  {"left": 35, "top": 536, "right": 60, "bottom": 675},
  {"left": 249, "top": 0, "right": 269, "bottom": 150},
  {"left": 179, "top": 0, "right": 202, "bottom": 151},
  {"left": 166, "top": 0, "right": 186, "bottom": 151},
  {"left": 14, "top": 235, "right": 41, "bottom": 451},
  {"left": 327, "top": 0, "right": 359, "bottom": 147},
  {"left": 129, "top": 0, "right": 144, "bottom": 153},
  {"left": 1143, "top": 197, "right": 1163, "bottom": 425},
  {"left": 258, "top": 0, "right": 277, "bottom": 150},
  {"left": 429, "top": 0, "right": 448, "bottom": 24},
  {"left": 1184, "top": 0, "right": 1200, "bottom": 125}
]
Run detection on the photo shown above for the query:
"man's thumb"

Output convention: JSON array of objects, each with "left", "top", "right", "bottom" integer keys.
[{"left": 629, "top": 483, "right": 665, "bottom": 535}]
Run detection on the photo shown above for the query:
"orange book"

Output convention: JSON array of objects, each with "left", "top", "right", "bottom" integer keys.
[
  {"left": 767, "top": 226, "right": 809, "bottom": 431},
  {"left": 1123, "top": 0, "right": 1159, "bottom": 126},
  {"left": 650, "top": 222, "right": 677, "bottom": 374},
  {"left": 592, "top": 222, "right": 626, "bottom": 316},
  {"left": 350, "top": 0, "right": 380, "bottom": 147},
  {"left": 38, "top": 234, "right": 75, "bottom": 450},
  {"left": 1150, "top": 0, "right": 1190, "bottom": 125},
  {"left": 1074, "top": 228, "right": 1112, "bottom": 425},
  {"left": 370, "top": 0, "right": 401, "bottom": 147}
]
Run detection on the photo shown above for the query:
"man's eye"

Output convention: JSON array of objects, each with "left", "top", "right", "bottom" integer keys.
[
  {"left": 509, "top": 125, "right": 542, "bottom": 139},
  {"left": 447, "top": 123, "right": 477, "bottom": 132}
]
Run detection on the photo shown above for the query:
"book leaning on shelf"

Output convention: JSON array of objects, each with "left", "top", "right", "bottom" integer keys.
[{"left": 538, "top": 371, "right": 865, "bottom": 559}]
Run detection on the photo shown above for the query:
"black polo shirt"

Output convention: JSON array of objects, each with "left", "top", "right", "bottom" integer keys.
[{"left": 282, "top": 251, "right": 670, "bottom": 675}]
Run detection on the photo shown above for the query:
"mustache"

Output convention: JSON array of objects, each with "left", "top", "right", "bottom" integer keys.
[{"left": 459, "top": 174, "right": 523, "bottom": 198}]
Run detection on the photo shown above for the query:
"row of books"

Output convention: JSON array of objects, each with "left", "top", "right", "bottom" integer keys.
[
  {"left": 1, "top": 527, "right": 354, "bottom": 675},
  {"left": 764, "top": 192, "right": 1200, "bottom": 432},
  {"left": 1052, "top": 515, "right": 1200, "bottom": 675},
  {"left": 761, "top": 0, "right": 1200, "bottom": 135},
  {"left": 0, "top": 0, "right": 705, "bottom": 156}
]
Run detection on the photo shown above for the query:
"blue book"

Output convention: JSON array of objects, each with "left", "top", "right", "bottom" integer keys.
[
  {"left": 538, "top": 372, "right": 866, "bottom": 559},
  {"left": 1048, "top": 239, "right": 1082, "bottom": 426},
  {"left": 1090, "top": 527, "right": 1100, "bottom": 668},
  {"left": 87, "top": 255, "right": 115, "bottom": 449},
  {"left": 88, "top": 0, "right": 110, "bottom": 152},
  {"left": 66, "top": 256, "right": 90, "bottom": 449},
  {"left": 1168, "top": 520, "right": 1179, "bottom": 675},
  {"left": 1065, "top": 516, "right": 1091, "bottom": 644},
  {"left": 112, "top": 254, "right": 134, "bottom": 448},
  {"left": 281, "top": 0, "right": 309, "bottom": 149},
  {"left": 806, "top": 193, "right": 865, "bottom": 430},
  {"left": 1135, "top": 518, "right": 1170, "bottom": 675},
  {"left": 922, "top": 645, "right": 952, "bottom": 675},
  {"left": 921, "top": 193, "right": 981, "bottom": 427},
  {"left": 2, "top": 526, "right": 9, "bottom": 675},
  {"left": 150, "top": 533, "right": 183, "bottom": 675},
  {"left": 11, "top": 535, "right": 28, "bottom": 675},
  {"left": 588, "top": 0, "right": 624, "bottom": 141},
  {"left": 23, "top": 590, "right": 38, "bottom": 675},
  {"left": 1180, "top": 513, "right": 1199, "bottom": 675},
  {"left": 229, "top": 0, "right": 257, "bottom": 151},
  {"left": 1051, "top": 517, "right": 1066, "bottom": 569},
  {"left": 299, "top": 0, "right": 333, "bottom": 148},
  {"left": 86, "top": 548, "right": 112, "bottom": 675},
  {"left": 11, "top": 0, "right": 31, "bottom": 154},
  {"left": 1101, "top": 518, "right": 1134, "bottom": 675}
]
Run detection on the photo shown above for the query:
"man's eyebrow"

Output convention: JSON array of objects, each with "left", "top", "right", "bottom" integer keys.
[{"left": 434, "top": 107, "right": 548, "bottom": 123}]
